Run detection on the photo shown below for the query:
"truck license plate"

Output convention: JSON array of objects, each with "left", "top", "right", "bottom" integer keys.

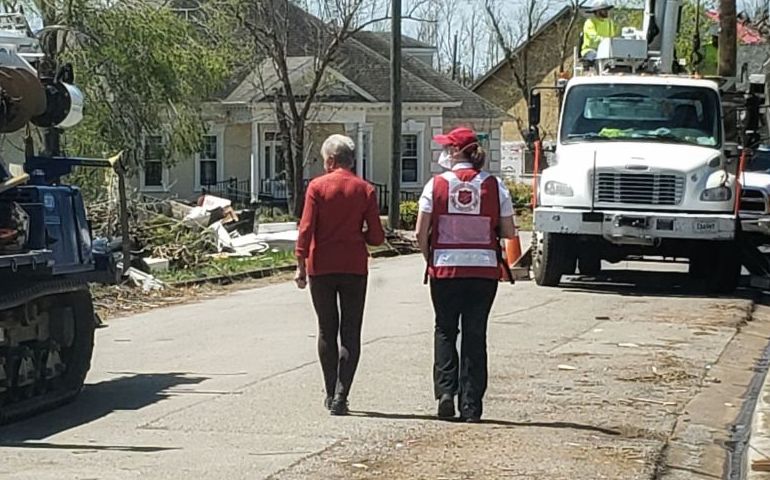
[{"left": 695, "top": 221, "right": 717, "bottom": 232}]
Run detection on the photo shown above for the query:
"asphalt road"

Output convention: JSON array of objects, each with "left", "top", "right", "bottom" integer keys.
[{"left": 0, "top": 253, "right": 766, "bottom": 480}]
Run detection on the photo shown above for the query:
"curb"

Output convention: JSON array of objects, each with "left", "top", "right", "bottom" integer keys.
[{"left": 165, "top": 247, "right": 420, "bottom": 288}]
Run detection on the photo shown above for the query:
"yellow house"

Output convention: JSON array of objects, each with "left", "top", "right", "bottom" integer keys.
[
  {"left": 132, "top": 4, "right": 509, "bottom": 210},
  {"left": 472, "top": 6, "right": 581, "bottom": 146}
]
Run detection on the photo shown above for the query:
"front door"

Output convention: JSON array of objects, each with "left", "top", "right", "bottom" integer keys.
[{"left": 263, "top": 131, "right": 287, "bottom": 198}]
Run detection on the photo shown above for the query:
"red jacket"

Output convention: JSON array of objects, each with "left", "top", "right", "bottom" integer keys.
[
  {"left": 428, "top": 168, "right": 500, "bottom": 280},
  {"left": 296, "top": 169, "right": 385, "bottom": 276}
]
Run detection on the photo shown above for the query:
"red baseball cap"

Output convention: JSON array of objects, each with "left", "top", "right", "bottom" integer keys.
[{"left": 433, "top": 127, "right": 478, "bottom": 150}]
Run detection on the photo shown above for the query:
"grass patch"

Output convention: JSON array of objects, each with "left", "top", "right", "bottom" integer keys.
[{"left": 156, "top": 250, "right": 296, "bottom": 283}]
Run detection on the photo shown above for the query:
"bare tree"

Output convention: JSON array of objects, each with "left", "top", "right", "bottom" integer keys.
[
  {"left": 230, "top": 0, "right": 390, "bottom": 217},
  {"left": 485, "top": 0, "right": 550, "bottom": 132},
  {"left": 558, "top": 0, "right": 585, "bottom": 73}
]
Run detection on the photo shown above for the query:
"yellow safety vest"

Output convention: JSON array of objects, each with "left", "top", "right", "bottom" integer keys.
[{"left": 581, "top": 17, "right": 619, "bottom": 56}]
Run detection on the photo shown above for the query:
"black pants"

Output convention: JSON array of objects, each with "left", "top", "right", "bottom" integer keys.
[
  {"left": 430, "top": 278, "right": 498, "bottom": 418},
  {"left": 310, "top": 274, "right": 368, "bottom": 399}
]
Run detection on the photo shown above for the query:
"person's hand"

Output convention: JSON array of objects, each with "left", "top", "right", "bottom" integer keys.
[{"left": 294, "top": 268, "right": 307, "bottom": 289}]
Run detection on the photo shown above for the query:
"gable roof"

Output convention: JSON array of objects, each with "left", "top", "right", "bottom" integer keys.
[
  {"left": 471, "top": 6, "right": 573, "bottom": 91},
  {"left": 353, "top": 31, "right": 508, "bottom": 119},
  {"left": 226, "top": 56, "right": 376, "bottom": 103},
  {"left": 368, "top": 32, "right": 434, "bottom": 50},
  {"left": 218, "top": 1, "right": 508, "bottom": 120}
]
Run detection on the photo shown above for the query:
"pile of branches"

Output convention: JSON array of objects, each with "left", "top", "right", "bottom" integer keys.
[
  {"left": 133, "top": 214, "right": 218, "bottom": 270},
  {"left": 88, "top": 194, "right": 218, "bottom": 271}
]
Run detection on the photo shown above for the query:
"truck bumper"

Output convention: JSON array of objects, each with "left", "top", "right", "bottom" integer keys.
[
  {"left": 535, "top": 208, "right": 736, "bottom": 243},
  {"left": 742, "top": 215, "right": 770, "bottom": 237}
]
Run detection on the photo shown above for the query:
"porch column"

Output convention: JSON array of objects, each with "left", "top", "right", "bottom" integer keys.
[
  {"left": 344, "top": 122, "right": 364, "bottom": 178},
  {"left": 250, "top": 121, "right": 261, "bottom": 203},
  {"left": 355, "top": 124, "right": 364, "bottom": 178}
]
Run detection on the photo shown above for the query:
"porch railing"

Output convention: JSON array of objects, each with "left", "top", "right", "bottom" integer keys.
[
  {"left": 368, "top": 182, "right": 420, "bottom": 214},
  {"left": 202, "top": 176, "right": 418, "bottom": 215},
  {"left": 202, "top": 177, "right": 251, "bottom": 208}
]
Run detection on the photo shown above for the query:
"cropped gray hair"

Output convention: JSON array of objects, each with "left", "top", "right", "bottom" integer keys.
[{"left": 321, "top": 134, "right": 356, "bottom": 167}]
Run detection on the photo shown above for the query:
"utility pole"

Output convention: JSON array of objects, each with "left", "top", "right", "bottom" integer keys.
[
  {"left": 388, "top": 0, "right": 402, "bottom": 230},
  {"left": 451, "top": 33, "right": 458, "bottom": 80},
  {"left": 719, "top": 0, "right": 737, "bottom": 78}
]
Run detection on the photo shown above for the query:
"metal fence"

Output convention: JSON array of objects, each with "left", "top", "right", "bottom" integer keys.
[
  {"left": 202, "top": 177, "right": 252, "bottom": 208},
  {"left": 203, "top": 177, "right": 419, "bottom": 214}
]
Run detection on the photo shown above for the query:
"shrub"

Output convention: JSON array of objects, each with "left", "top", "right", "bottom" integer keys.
[
  {"left": 506, "top": 181, "right": 533, "bottom": 209},
  {"left": 399, "top": 201, "right": 419, "bottom": 230}
]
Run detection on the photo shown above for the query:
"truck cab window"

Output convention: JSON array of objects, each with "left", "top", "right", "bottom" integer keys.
[{"left": 561, "top": 84, "right": 721, "bottom": 148}]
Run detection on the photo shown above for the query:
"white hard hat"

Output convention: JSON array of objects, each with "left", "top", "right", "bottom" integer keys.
[{"left": 587, "top": 0, "right": 613, "bottom": 12}]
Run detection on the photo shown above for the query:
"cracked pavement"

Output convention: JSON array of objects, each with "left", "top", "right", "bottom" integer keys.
[{"left": 0, "top": 254, "right": 767, "bottom": 479}]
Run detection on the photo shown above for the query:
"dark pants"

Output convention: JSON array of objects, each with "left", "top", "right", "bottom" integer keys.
[
  {"left": 309, "top": 274, "right": 368, "bottom": 399},
  {"left": 430, "top": 278, "right": 498, "bottom": 418}
]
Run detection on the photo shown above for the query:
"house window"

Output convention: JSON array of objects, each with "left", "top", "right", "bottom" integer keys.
[
  {"left": 263, "top": 131, "right": 286, "bottom": 180},
  {"left": 523, "top": 149, "right": 536, "bottom": 175},
  {"left": 401, "top": 133, "right": 419, "bottom": 184},
  {"left": 199, "top": 135, "right": 218, "bottom": 187},
  {"left": 142, "top": 135, "right": 164, "bottom": 190}
]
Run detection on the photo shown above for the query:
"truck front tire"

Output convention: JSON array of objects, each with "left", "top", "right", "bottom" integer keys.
[
  {"left": 578, "top": 254, "right": 602, "bottom": 276},
  {"left": 533, "top": 232, "right": 576, "bottom": 287},
  {"left": 689, "top": 242, "right": 740, "bottom": 294}
]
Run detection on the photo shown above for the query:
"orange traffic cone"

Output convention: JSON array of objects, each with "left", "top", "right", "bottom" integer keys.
[{"left": 505, "top": 231, "right": 523, "bottom": 268}]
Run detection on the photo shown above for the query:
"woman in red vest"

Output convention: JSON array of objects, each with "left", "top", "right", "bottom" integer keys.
[{"left": 415, "top": 127, "right": 516, "bottom": 422}]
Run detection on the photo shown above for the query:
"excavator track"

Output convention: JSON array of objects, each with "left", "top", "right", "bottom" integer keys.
[{"left": 0, "top": 279, "right": 95, "bottom": 425}]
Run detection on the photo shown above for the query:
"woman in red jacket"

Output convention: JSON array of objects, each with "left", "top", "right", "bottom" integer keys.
[{"left": 295, "top": 134, "right": 385, "bottom": 416}]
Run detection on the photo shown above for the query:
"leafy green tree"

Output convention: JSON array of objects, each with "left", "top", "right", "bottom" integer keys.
[{"left": 3, "top": 0, "right": 231, "bottom": 196}]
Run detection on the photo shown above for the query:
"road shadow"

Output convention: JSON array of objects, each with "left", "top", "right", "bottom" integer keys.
[
  {"left": 0, "top": 372, "right": 206, "bottom": 444},
  {"left": 350, "top": 410, "right": 620, "bottom": 436},
  {"left": 558, "top": 270, "right": 754, "bottom": 300}
]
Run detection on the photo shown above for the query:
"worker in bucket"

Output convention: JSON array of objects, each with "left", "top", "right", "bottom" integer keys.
[
  {"left": 581, "top": 0, "right": 619, "bottom": 62},
  {"left": 294, "top": 134, "right": 385, "bottom": 416},
  {"left": 415, "top": 127, "right": 516, "bottom": 422}
]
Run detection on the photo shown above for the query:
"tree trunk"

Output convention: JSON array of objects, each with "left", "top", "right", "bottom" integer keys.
[
  {"left": 288, "top": 121, "right": 306, "bottom": 219},
  {"left": 719, "top": 0, "right": 737, "bottom": 78}
]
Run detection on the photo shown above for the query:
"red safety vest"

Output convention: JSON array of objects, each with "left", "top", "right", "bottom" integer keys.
[{"left": 428, "top": 168, "right": 501, "bottom": 280}]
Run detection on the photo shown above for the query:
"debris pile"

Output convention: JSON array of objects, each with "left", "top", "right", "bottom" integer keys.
[{"left": 90, "top": 192, "right": 279, "bottom": 290}]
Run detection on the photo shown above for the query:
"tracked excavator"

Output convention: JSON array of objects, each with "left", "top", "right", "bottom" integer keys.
[
  {"left": 0, "top": 13, "right": 118, "bottom": 423},
  {"left": 526, "top": 0, "right": 770, "bottom": 291}
]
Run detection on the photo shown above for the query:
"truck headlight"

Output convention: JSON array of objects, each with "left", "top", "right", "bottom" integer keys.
[
  {"left": 544, "top": 181, "right": 574, "bottom": 197},
  {"left": 700, "top": 186, "right": 732, "bottom": 201}
]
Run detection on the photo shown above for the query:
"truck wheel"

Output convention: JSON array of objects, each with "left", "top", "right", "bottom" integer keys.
[
  {"left": 688, "top": 252, "right": 709, "bottom": 278},
  {"left": 532, "top": 232, "right": 575, "bottom": 286},
  {"left": 704, "top": 242, "right": 741, "bottom": 294},
  {"left": 578, "top": 254, "right": 602, "bottom": 276}
]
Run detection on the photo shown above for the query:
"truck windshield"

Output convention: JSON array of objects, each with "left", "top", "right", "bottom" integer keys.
[{"left": 560, "top": 84, "right": 721, "bottom": 148}]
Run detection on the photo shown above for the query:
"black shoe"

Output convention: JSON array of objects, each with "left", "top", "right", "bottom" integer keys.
[
  {"left": 437, "top": 394, "right": 455, "bottom": 419},
  {"left": 461, "top": 415, "right": 482, "bottom": 423},
  {"left": 330, "top": 396, "right": 349, "bottom": 416},
  {"left": 324, "top": 396, "right": 333, "bottom": 411}
]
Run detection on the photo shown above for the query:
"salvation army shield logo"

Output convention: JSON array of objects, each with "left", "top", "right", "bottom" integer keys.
[
  {"left": 449, "top": 182, "right": 480, "bottom": 214},
  {"left": 457, "top": 189, "right": 473, "bottom": 205}
]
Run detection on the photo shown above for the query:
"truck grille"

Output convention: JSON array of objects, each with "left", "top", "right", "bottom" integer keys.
[
  {"left": 740, "top": 189, "right": 767, "bottom": 213},
  {"left": 595, "top": 172, "right": 685, "bottom": 206}
]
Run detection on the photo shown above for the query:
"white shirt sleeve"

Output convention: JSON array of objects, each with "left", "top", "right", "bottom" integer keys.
[
  {"left": 419, "top": 178, "right": 434, "bottom": 213},
  {"left": 497, "top": 177, "right": 515, "bottom": 217}
]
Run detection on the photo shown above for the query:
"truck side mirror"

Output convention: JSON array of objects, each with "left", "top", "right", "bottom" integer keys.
[
  {"left": 724, "top": 143, "right": 740, "bottom": 163},
  {"left": 745, "top": 94, "right": 761, "bottom": 133},
  {"left": 529, "top": 92, "right": 541, "bottom": 128}
]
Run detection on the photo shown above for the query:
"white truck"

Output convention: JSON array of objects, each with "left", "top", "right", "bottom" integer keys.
[{"left": 529, "top": 0, "right": 755, "bottom": 293}]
